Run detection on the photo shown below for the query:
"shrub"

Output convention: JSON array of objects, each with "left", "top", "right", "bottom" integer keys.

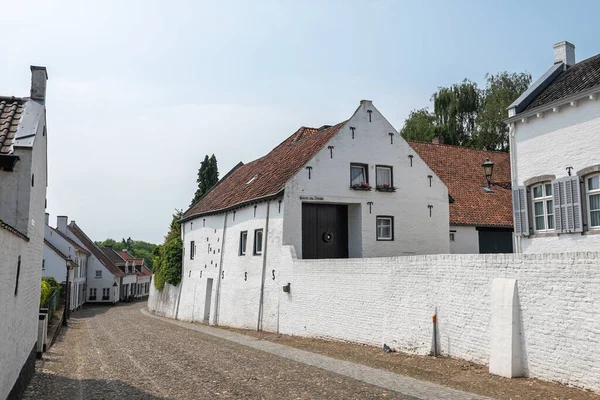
[
  {"left": 42, "top": 276, "right": 61, "bottom": 290},
  {"left": 40, "top": 280, "right": 53, "bottom": 307}
]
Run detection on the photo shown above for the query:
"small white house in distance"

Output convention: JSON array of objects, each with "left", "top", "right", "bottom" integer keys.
[
  {"left": 175, "top": 100, "right": 449, "bottom": 325},
  {"left": 44, "top": 214, "right": 91, "bottom": 310},
  {"left": 64, "top": 218, "right": 124, "bottom": 303},
  {"left": 506, "top": 41, "right": 600, "bottom": 253}
]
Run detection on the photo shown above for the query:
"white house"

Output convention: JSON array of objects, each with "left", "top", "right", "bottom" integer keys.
[
  {"left": 118, "top": 250, "right": 152, "bottom": 298},
  {"left": 43, "top": 214, "right": 91, "bottom": 310},
  {"left": 409, "top": 140, "right": 513, "bottom": 253},
  {"left": 173, "top": 100, "right": 449, "bottom": 327},
  {"left": 0, "top": 66, "right": 48, "bottom": 400},
  {"left": 506, "top": 41, "right": 600, "bottom": 253},
  {"left": 63, "top": 218, "right": 124, "bottom": 303}
]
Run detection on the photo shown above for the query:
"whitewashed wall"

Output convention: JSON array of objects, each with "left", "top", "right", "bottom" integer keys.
[
  {"left": 150, "top": 249, "right": 600, "bottom": 393},
  {"left": 449, "top": 225, "right": 480, "bottom": 254},
  {"left": 512, "top": 96, "right": 600, "bottom": 252},
  {"left": 283, "top": 100, "right": 449, "bottom": 258}
]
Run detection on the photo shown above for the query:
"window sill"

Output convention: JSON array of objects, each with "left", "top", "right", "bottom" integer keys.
[
  {"left": 376, "top": 187, "right": 396, "bottom": 192},
  {"left": 102, "top": 297, "right": 110, "bottom": 301},
  {"left": 350, "top": 186, "right": 372, "bottom": 191},
  {"left": 89, "top": 297, "right": 96, "bottom": 300}
]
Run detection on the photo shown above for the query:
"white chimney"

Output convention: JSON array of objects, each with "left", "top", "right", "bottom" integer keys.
[
  {"left": 30, "top": 65, "right": 48, "bottom": 100},
  {"left": 553, "top": 41, "right": 575, "bottom": 67},
  {"left": 45, "top": 213, "right": 49, "bottom": 225},
  {"left": 57, "top": 216, "right": 68, "bottom": 234}
]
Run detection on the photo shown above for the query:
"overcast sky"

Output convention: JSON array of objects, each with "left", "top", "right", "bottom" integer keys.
[{"left": 1, "top": 0, "right": 598, "bottom": 244}]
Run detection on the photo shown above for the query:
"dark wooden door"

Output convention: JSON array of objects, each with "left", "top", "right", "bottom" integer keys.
[
  {"left": 477, "top": 228, "right": 514, "bottom": 253},
  {"left": 302, "top": 204, "right": 349, "bottom": 259}
]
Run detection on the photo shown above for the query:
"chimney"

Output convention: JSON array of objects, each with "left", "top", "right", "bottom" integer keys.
[
  {"left": 30, "top": 65, "right": 48, "bottom": 100},
  {"left": 57, "top": 215, "right": 68, "bottom": 234},
  {"left": 553, "top": 41, "right": 575, "bottom": 67},
  {"left": 432, "top": 136, "right": 443, "bottom": 145},
  {"left": 45, "top": 213, "right": 49, "bottom": 225}
]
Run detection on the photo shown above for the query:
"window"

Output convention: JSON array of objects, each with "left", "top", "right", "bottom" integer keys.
[
  {"left": 376, "top": 216, "right": 394, "bottom": 241},
  {"left": 254, "top": 229, "right": 264, "bottom": 255},
  {"left": 89, "top": 288, "right": 97, "bottom": 300},
  {"left": 376, "top": 165, "right": 393, "bottom": 187},
  {"left": 531, "top": 183, "right": 554, "bottom": 232},
  {"left": 588, "top": 174, "right": 600, "bottom": 229},
  {"left": 102, "top": 288, "right": 110, "bottom": 300},
  {"left": 95, "top": 270, "right": 102, "bottom": 278},
  {"left": 190, "top": 240, "right": 195, "bottom": 260},
  {"left": 449, "top": 232, "right": 455, "bottom": 242},
  {"left": 350, "top": 163, "right": 368, "bottom": 187},
  {"left": 239, "top": 231, "right": 248, "bottom": 255}
]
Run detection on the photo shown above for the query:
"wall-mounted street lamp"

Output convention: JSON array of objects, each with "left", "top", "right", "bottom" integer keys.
[{"left": 482, "top": 158, "right": 511, "bottom": 190}]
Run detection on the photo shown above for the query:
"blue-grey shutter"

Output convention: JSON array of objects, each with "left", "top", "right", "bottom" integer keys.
[
  {"left": 552, "top": 180, "right": 563, "bottom": 231},
  {"left": 554, "top": 176, "right": 583, "bottom": 233},
  {"left": 512, "top": 187, "right": 529, "bottom": 236}
]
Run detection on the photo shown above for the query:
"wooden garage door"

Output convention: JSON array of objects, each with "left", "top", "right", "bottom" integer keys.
[{"left": 302, "top": 204, "right": 349, "bottom": 259}]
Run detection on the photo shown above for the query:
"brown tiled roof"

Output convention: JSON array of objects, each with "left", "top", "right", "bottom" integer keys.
[
  {"left": 408, "top": 141, "right": 513, "bottom": 228},
  {"left": 0, "top": 97, "right": 25, "bottom": 154},
  {"left": 139, "top": 266, "right": 152, "bottom": 276},
  {"left": 118, "top": 251, "right": 135, "bottom": 261},
  {"left": 52, "top": 227, "right": 91, "bottom": 256},
  {"left": 525, "top": 53, "right": 600, "bottom": 111},
  {"left": 100, "top": 247, "right": 126, "bottom": 266},
  {"left": 44, "top": 239, "right": 77, "bottom": 267},
  {"left": 68, "top": 222, "right": 124, "bottom": 277},
  {"left": 183, "top": 122, "right": 346, "bottom": 219}
]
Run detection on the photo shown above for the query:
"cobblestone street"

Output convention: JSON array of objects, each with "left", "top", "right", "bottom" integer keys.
[{"left": 23, "top": 302, "right": 451, "bottom": 400}]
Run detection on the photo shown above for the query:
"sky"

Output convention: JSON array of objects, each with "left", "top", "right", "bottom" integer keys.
[{"left": 1, "top": 0, "right": 599, "bottom": 244}]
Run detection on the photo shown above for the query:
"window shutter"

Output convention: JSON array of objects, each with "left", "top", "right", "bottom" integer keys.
[
  {"left": 552, "top": 180, "right": 563, "bottom": 231},
  {"left": 554, "top": 176, "right": 583, "bottom": 233},
  {"left": 512, "top": 187, "right": 529, "bottom": 236}
]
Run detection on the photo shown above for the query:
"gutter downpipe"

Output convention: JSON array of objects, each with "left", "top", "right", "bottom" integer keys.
[
  {"left": 508, "top": 122, "right": 521, "bottom": 254},
  {"left": 214, "top": 211, "right": 228, "bottom": 325},
  {"left": 257, "top": 201, "right": 271, "bottom": 331}
]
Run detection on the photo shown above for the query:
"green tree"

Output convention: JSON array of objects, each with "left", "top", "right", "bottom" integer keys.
[
  {"left": 190, "top": 154, "right": 219, "bottom": 206},
  {"left": 95, "top": 238, "right": 157, "bottom": 270},
  {"left": 153, "top": 209, "right": 184, "bottom": 290},
  {"left": 475, "top": 72, "right": 532, "bottom": 151},
  {"left": 400, "top": 108, "right": 436, "bottom": 142},
  {"left": 432, "top": 79, "right": 480, "bottom": 146}
]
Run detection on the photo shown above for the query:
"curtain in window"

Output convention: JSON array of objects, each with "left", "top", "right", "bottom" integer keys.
[
  {"left": 377, "top": 218, "right": 391, "bottom": 239},
  {"left": 351, "top": 166, "right": 365, "bottom": 186},
  {"left": 377, "top": 168, "right": 391, "bottom": 186}
]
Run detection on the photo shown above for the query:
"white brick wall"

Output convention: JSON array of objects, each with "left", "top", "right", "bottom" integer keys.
[
  {"left": 150, "top": 250, "right": 600, "bottom": 393},
  {"left": 512, "top": 96, "right": 600, "bottom": 252}
]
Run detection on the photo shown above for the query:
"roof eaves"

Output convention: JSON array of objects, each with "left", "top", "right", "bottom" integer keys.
[
  {"left": 0, "top": 220, "right": 29, "bottom": 241},
  {"left": 505, "top": 83, "right": 600, "bottom": 124},
  {"left": 508, "top": 63, "right": 564, "bottom": 114},
  {"left": 180, "top": 189, "right": 285, "bottom": 223}
]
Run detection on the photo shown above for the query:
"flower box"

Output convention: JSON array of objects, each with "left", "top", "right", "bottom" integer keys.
[
  {"left": 376, "top": 185, "right": 396, "bottom": 192},
  {"left": 350, "top": 182, "right": 372, "bottom": 191}
]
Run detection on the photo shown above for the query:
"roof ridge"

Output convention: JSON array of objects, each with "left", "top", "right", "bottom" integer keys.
[{"left": 407, "top": 140, "right": 509, "bottom": 155}]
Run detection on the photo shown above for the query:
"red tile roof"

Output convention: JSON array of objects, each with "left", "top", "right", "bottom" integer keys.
[
  {"left": 52, "top": 227, "right": 91, "bottom": 256},
  {"left": 408, "top": 141, "right": 513, "bottom": 228},
  {"left": 118, "top": 251, "right": 135, "bottom": 261},
  {"left": 101, "top": 247, "right": 126, "bottom": 266},
  {"left": 183, "top": 122, "right": 346, "bottom": 220},
  {"left": 68, "top": 222, "right": 124, "bottom": 277}
]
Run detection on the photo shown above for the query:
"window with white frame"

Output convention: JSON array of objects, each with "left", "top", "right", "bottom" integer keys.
[
  {"left": 350, "top": 163, "right": 368, "bottom": 187},
  {"left": 449, "top": 232, "right": 455, "bottom": 242},
  {"left": 587, "top": 174, "right": 600, "bottom": 229},
  {"left": 376, "top": 165, "right": 393, "bottom": 187},
  {"left": 239, "top": 231, "right": 248, "bottom": 255},
  {"left": 253, "top": 229, "right": 263, "bottom": 255},
  {"left": 102, "top": 288, "right": 110, "bottom": 300},
  {"left": 95, "top": 270, "right": 102, "bottom": 278},
  {"left": 89, "top": 288, "right": 97, "bottom": 300},
  {"left": 190, "top": 240, "right": 195, "bottom": 260},
  {"left": 376, "top": 216, "right": 394, "bottom": 241},
  {"left": 531, "top": 183, "right": 554, "bottom": 231}
]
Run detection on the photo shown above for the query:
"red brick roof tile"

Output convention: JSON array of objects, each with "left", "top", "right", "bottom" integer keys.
[
  {"left": 183, "top": 122, "right": 346, "bottom": 220},
  {"left": 68, "top": 222, "right": 124, "bottom": 277},
  {"left": 408, "top": 141, "right": 513, "bottom": 228}
]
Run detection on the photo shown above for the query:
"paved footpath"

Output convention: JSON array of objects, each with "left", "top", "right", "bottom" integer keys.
[{"left": 24, "top": 302, "right": 489, "bottom": 400}]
